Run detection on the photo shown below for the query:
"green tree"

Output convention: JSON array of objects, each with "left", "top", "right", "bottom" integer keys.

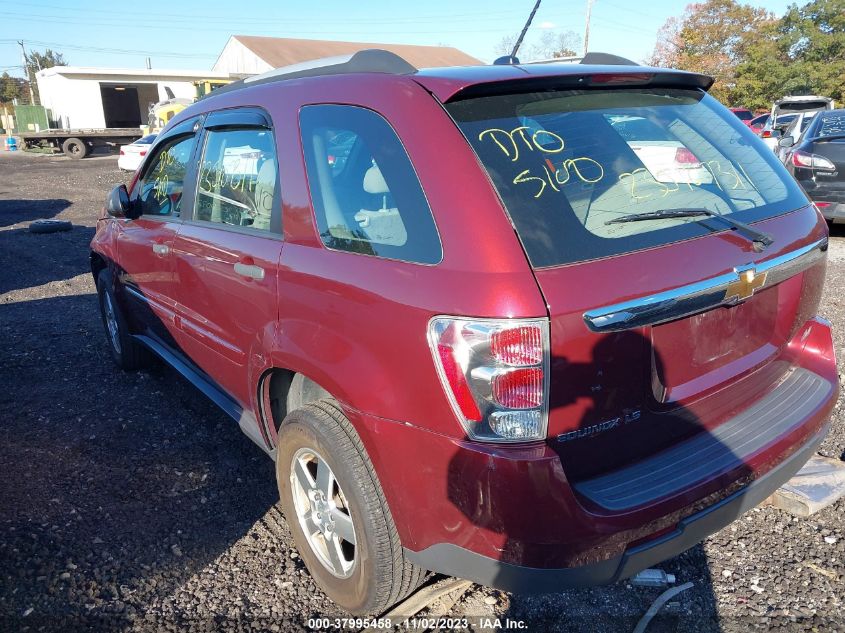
[
  {"left": 653, "top": 0, "right": 845, "bottom": 108},
  {"left": 649, "top": 0, "right": 774, "bottom": 104},
  {"left": 777, "top": 0, "right": 845, "bottom": 102},
  {"left": 24, "top": 49, "right": 66, "bottom": 104},
  {"left": 734, "top": 0, "right": 845, "bottom": 109},
  {"left": 0, "top": 72, "right": 28, "bottom": 105}
]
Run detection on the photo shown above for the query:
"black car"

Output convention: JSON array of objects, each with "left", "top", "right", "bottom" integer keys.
[{"left": 781, "top": 109, "right": 845, "bottom": 223}]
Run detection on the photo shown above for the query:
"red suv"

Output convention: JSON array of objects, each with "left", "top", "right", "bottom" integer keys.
[{"left": 91, "top": 51, "right": 838, "bottom": 614}]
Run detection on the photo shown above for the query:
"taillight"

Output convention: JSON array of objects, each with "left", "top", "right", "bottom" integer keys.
[
  {"left": 590, "top": 72, "right": 654, "bottom": 85},
  {"left": 674, "top": 147, "right": 700, "bottom": 165},
  {"left": 428, "top": 317, "right": 549, "bottom": 442},
  {"left": 119, "top": 149, "right": 125, "bottom": 155},
  {"left": 792, "top": 149, "right": 835, "bottom": 170},
  {"left": 761, "top": 130, "right": 772, "bottom": 138},
  {"left": 140, "top": 150, "right": 147, "bottom": 156}
]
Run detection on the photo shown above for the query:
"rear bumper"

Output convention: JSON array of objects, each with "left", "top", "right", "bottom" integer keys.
[
  {"left": 818, "top": 202, "right": 845, "bottom": 224},
  {"left": 350, "top": 318, "right": 837, "bottom": 592},
  {"left": 404, "top": 423, "right": 827, "bottom": 593},
  {"left": 797, "top": 180, "right": 845, "bottom": 222}
]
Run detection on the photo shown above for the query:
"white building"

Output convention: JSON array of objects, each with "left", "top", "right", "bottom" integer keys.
[
  {"left": 33, "top": 38, "right": 479, "bottom": 131},
  {"left": 35, "top": 66, "right": 230, "bottom": 130},
  {"left": 213, "top": 35, "right": 481, "bottom": 75}
]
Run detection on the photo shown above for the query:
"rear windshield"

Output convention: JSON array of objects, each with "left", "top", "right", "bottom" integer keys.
[
  {"left": 816, "top": 112, "right": 845, "bottom": 139},
  {"left": 733, "top": 110, "right": 753, "bottom": 121},
  {"left": 446, "top": 88, "right": 808, "bottom": 267}
]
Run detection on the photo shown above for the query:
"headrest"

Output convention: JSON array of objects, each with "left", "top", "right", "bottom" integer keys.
[{"left": 363, "top": 164, "right": 389, "bottom": 195}]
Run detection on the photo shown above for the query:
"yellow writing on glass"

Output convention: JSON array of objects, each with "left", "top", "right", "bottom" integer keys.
[
  {"left": 618, "top": 168, "right": 674, "bottom": 200},
  {"left": 548, "top": 157, "right": 604, "bottom": 186},
  {"left": 479, "top": 126, "right": 565, "bottom": 162},
  {"left": 153, "top": 175, "right": 169, "bottom": 203},
  {"left": 704, "top": 160, "right": 749, "bottom": 191},
  {"left": 512, "top": 158, "right": 605, "bottom": 198},
  {"left": 619, "top": 158, "right": 754, "bottom": 202}
]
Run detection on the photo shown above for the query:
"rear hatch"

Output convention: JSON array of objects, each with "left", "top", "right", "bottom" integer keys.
[
  {"left": 446, "top": 80, "right": 828, "bottom": 501},
  {"left": 773, "top": 96, "right": 834, "bottom": 126}
]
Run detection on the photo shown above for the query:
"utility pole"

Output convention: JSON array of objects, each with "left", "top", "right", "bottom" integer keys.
[
  {"left": 18, "top": 40, "right": 36, "bottom": 104},
  {"left": 584, "top": 0, "right": 596, "bottom": 56}
]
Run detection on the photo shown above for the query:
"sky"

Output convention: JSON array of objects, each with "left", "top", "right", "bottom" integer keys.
[{"left": 0, "top": 0, "right": 796, "bottom": 78}]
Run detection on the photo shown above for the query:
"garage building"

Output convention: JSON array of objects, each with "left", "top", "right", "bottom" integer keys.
[{"left": 35, "top": 67, "right": 230, "bottom": 130}]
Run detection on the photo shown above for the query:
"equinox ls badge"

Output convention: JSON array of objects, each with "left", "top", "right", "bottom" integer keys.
[{"left": 725, "top": 264, "right": 767, "bottom": 304}]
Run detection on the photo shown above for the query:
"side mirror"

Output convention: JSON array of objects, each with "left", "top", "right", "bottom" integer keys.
[
  {"left": 105, "top": 184, "right": 131, "bottom": 218},
  {"left": 778, "top": 135, "right": 795, "bottom": 148}
]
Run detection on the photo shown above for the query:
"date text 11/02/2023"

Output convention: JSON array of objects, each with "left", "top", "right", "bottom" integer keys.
[
  {"left": 477, "top": 125, "right": 756, "bottom": 201},
  {"left": 306, "top": 617, "right": 528, "bottom": 630}
]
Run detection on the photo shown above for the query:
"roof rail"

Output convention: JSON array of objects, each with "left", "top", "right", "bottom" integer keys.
[
  {"left": 580, "top": 52, "right": 639, "bottom": 66},
  {"left": 203, "top": 49, "right": 417, "bottom": 99}
]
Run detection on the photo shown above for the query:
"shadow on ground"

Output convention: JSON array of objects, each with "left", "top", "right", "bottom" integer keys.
[{"left": 0, "top": 198, "right": 70, "bottom": 228}]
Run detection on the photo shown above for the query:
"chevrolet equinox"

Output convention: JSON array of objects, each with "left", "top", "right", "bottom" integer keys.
[{"left": 90, "top": 50, "right": 839, "bottom": 614}]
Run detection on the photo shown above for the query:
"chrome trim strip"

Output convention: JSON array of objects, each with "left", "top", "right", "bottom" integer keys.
[{"left": 583, "top": 238, "right": 827, "bottom": 333}]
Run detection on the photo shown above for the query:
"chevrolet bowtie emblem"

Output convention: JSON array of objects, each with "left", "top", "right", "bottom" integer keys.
[{"left": 725, "top": 265, "right": 767, "bottom": 303}]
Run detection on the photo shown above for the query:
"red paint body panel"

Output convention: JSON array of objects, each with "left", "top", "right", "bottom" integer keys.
[
  {"left": 360, "top": 317, "right": 836, "bottom": 566},
  {"left": 171, "top": 224, "right": 283, "bottom": 407},
  {"left": 534, "top": 205, "right": 829, "bottom": 480}
]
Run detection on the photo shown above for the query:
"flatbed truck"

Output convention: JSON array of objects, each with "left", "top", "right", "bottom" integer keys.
[{"left": 18, "top": 128, "right": 143, "bottom": 159}]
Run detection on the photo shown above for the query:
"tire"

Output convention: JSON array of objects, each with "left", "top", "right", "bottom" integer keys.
[
  {"left": 62, "top": 137, "right": 88, "bottom": 159},
  {"left": 96, "top": 269, "right": 152, "bottom": 370},
  {"left": 29, "top": 219, "right": 72, "bottom": 234},
  {"left": 276, "top": 400, "right": 424, "bottom": 614}
]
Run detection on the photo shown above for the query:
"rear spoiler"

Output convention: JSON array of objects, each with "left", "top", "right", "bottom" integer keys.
[{"left": 438, "top": 67, "right": 715, "bottom": 103}]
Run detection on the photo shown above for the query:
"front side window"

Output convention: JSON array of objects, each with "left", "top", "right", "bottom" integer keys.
[
  {"left": 195, "top": 128, "right": 278, "bottom": 232},
  {"left": 299, "top": 105, "right": 442, "bottom": 264},
  {"left": 135, "top": 134, "right": 195, "bottom": 217},
  {"left": 447, "top": 88, "right": 809, "bottom": 267}
]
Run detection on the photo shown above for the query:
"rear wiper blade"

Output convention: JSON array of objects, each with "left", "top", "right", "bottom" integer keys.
[{"left": 606, "top": 208, "right": 774, "bottom": 252}]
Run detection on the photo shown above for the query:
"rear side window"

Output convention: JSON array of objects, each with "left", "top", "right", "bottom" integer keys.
[
  {"left": 195, "top": 128, "right": 278, "bottom": 232},
  {"left": 299, "top": 105, "right": 442, "bottom": 264},
  {"left": 135, "top": 134, "right": 195, "bottom": 217},
  {"left": 447, "top": 88, "right": 809, "bottom": 267}
]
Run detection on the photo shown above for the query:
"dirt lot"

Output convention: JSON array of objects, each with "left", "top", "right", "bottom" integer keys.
[{"left": 1, "top": 150, "right": 844, "bottom": 632}]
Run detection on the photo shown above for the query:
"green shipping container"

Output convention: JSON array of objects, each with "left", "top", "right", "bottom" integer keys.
[{"left": 14, "top": 104, "right": 50, "bottom": 132}]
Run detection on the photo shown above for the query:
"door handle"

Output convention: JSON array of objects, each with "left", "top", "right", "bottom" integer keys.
[
  {"left": 152, "top": 243, "right": 170, "bottom": 256},
  {"left": 233, "top": 262, "right": 265, "bottom": 280}
]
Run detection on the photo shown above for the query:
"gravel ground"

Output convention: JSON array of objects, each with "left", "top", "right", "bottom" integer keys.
[{"left": 1, "top": 150, "right": 843, "bottom": 633}]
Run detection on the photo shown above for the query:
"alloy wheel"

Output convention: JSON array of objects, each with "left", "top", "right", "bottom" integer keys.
[
  {"left": 290, "top": 447, "right": 356, "bottom": 578},
  {"left": 103, "top": 291, "right": 121, "bottom": 355}
]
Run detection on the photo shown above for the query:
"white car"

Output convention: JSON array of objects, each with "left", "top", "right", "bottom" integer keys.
[
  {"left": 608, "top": 115, "right": 713, "bottom": 185},
  {"left": 118, "top": 134, "right": 157, "bottom": 171},
  {"left": 762, "top": 96, "right": 834, "bottom": 152}
]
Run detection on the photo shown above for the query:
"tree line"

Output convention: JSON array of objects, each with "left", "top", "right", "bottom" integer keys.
[
  {"left": 1, "top": 49, "right": 67, "bottom": 107},
  {"left": 649, "top": 0, "right": 844, "bottom": 110}
]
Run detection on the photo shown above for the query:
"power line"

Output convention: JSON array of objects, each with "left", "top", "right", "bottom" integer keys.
[
  {"left": 1, "top": 2, "right": 522, "bottom": 25},
  {"left": 0, "top": 6, "right": 529, "bottom": 26},
  {"left": 0, "top": 38, "right": 217, "bottom": 59},
  {"left": 0, "top": 12, "right": 533, "bottom": 36}
]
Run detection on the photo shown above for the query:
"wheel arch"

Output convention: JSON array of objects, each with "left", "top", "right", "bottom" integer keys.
[
  {"left": 90, "top": 250, "right": 107, "bottom": 283},
  {"left": 258, "top": 367, "right": 335, "bottom": 445}
]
